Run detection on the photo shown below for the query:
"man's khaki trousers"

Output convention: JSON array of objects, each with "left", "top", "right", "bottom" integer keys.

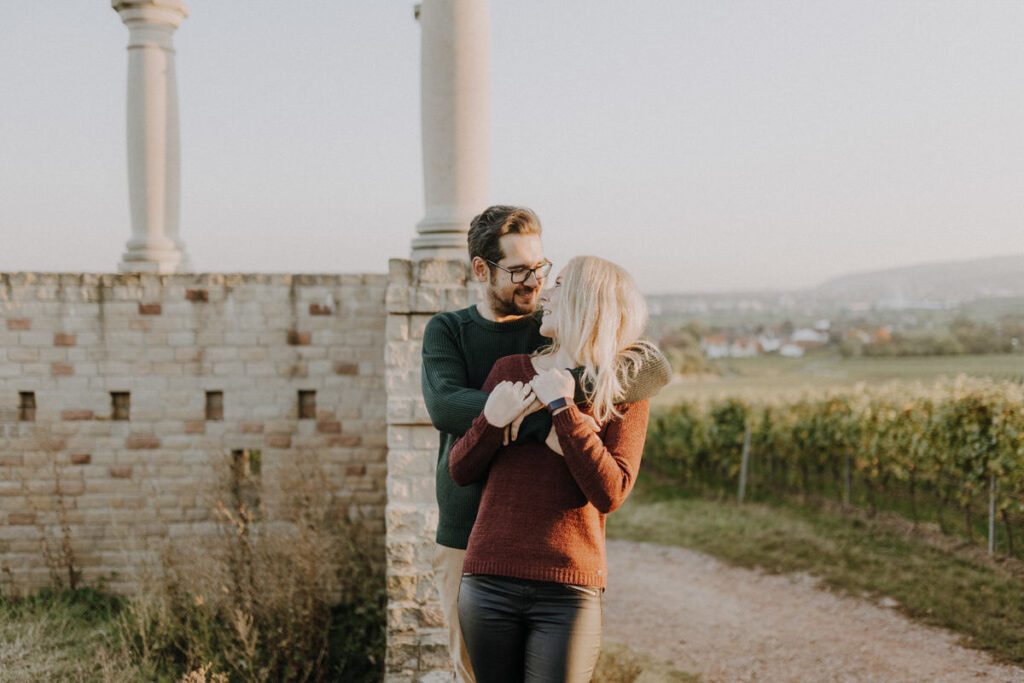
[{"left": 432, "top": 543, "right": 476, "bottom": 683}]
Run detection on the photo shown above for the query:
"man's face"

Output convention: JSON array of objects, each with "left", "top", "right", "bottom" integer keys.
[{"left": 485, "top": 233, "right": 547, "bottom": 317}]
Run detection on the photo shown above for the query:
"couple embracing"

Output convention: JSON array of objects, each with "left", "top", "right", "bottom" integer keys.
[{"left": 421, "top": 205, "right": 671, "bottom": 682}]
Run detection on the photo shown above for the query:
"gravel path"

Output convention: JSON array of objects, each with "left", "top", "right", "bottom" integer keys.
[{"left": 604, "top": 539, "right": 1024, "bottom": 683}]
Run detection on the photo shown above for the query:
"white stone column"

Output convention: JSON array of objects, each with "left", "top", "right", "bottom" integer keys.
[
  {"left": 113, "top": 0, "right": 192, "bottom": 274},
  {"left": 412, "top": 0, "right": 491, "bottom": 261}
]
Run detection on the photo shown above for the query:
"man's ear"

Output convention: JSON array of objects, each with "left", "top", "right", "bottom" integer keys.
[{"left": 470, "top": 257, "right": 490, "bottom": 283}]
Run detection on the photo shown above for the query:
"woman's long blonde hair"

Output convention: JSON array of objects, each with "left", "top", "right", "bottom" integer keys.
[{"left": 534, "top": 255, "right": 658, "bottom": 423}]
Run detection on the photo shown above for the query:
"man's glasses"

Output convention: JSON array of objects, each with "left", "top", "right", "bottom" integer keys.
[{"left": 486, "top": 259, "right": 553, "bottom": 284}]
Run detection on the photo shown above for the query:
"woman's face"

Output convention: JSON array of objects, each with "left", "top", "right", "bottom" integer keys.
[{"left": 538, "top": 271, "right": 563, "bottom": 339}]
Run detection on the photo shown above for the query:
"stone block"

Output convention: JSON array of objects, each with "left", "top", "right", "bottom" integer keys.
[
  {"left": 110, "top": 466, "right": 132, "bottom": 479},
  {"left": 8, "top": 512, "right": 36, "bottom": 525},
  {"left": 125, "top": 435, "right": 160, "bottom": 449},
  {"left": 388, "top": 258, "right": 412, "bottom": 285},
  {"left": 309, "top": 303, "right": 332, "bottom": 316},
  {"left": 316, "top": 420, "right": 341, "bottom": 434},
  {"left": 51, "top": 362, "right": 74, "bottom": 376},
  {"left": 327, "top": 434, "right": 362, "bottom": 447},
  {"left": 415, "top": 259, "right": 466, "bottom": 285},
  {"left": 9, "top": 348, "right": 39, "bottom": 362},
  {"left": 334, "top": 361, "right": 359, "bottom": 375},
  {"left": 266, "top": 434, "right": 291, "bottom": 448}
]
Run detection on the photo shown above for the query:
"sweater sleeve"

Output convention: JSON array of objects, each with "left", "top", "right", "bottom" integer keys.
[
  {"left": 447, "top": 362, "right": 507, "bottom": 485},
  {"left": 551, "top": 400, "right": 650, "bottom": 514},
  {"left": 421, "top": 313, "right": 487, "bottom": 437},
  {"left": 515, "top": 345, "right": 669, "bottom": 444},
  {"left": 564, "top": 345, "right": 672, "bottom": 407},
  {"left": 618, "top": 345, "right": 672, "bottom": 403}
]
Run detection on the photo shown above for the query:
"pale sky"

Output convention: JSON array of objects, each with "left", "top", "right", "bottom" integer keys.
[{"left": 2, "top": 1, "right": 1023, "bottom": 293}]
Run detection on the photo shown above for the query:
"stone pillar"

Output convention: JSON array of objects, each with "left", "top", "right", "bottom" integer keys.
[
  {"left": 412, "top": 0, "right": 491, "bottom": 261},
  {"left": 113, "top": 0, "right": 192, "bottom": 274},
  {"left": 384, "top": 258, "right": 479, "bottom": 681}
]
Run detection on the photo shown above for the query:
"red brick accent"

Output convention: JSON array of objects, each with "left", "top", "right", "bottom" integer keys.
[
  {"left": 328, "top": 434, "right": 362, "bottom": 447},
  {"left": 240, "top": 421, "right": 264, "bottom": 434},
  {"left": 266, "top": 434, "right": 291, "bottom": 448},
  {"left": 309, "top": 303, "right": 333, "bottom": 316},
  {"left": 61, "top": 409, "right": 94, "bottom": 421},
  {"left": 138, "top": 303, "right": 162, "bottom": 315},
  {"left": 333, "top": 362, "right": 359, "bottom": 375},
  {"left": 8, "top": 512, "right": 36, "bottom": 525},
  {"left": 345, "top": 464, "right": 367, "bottom": 476},
  {"left": 0, "top": 455, "right": 23, "bottom": 466},
  {"left": 6, "top": 318, "right": 30, "bottom": 331},
  {"left": 184, "top": 420, "right": 205, "bottom": 434},
  {"left": 53, "top": 332, "right": 76, "bottom": 346},
  {"left": 51, "top": 362, "right": 74, "bottom": 376},
  {"left": 40, "top": 437, "right": 66, "bottom": 451},
  {"left": 287, "top": 330, "right": 312, "bottom": 346},
  {"left": 185, "top": 289, "right": 209, "bottom": 302},
  {"left": 125, "top": 435, "right": 160, "bottom": 449},
  {"left": 316, "top": 420, "right": 341, "bottom": 434},
  {"left": 70, "top": 453, "right": 92, "bottom": 465},
  {"left": 110, "top": 466, "right": 132, "bottom": 479}
]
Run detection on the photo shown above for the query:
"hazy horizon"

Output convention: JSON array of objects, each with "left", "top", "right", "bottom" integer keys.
[{"left": 3, "top": 2, "right": 1023, "bottom": 294}]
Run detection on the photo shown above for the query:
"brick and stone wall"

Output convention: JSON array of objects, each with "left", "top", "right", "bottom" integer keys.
[
  {"left": 0, "top": 272, "right": 388, "bottom": 593},
  {"left": 0, "top": 265, "right": 469, "bottom": 681},
  {"left": 384, "top": 259, "right": 478, "bottom": 682}
]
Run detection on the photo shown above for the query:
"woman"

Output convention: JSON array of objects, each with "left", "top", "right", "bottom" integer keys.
[{"left": 448, "top": 255, "right": 657, "bottom": 682}]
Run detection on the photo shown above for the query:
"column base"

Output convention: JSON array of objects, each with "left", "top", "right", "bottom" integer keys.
[
  {"left": 118, "top": 248, "right": 192, "bottom": 274},
  {"left": 412, "top": 215, "right": 471, "bottom": 262}
]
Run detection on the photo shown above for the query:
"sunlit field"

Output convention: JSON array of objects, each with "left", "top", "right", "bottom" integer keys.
[{"left": 653, "top": 351, "right": 1024, "bottom": 407}]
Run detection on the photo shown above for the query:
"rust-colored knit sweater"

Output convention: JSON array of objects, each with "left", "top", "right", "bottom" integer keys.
[{"left": 448, "top": 354, "right": 650, "bottom": 588}]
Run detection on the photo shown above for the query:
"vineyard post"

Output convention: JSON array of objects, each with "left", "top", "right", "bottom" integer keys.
[
  {"left": 843, "top": 452, "right": 851, "bottom": 507},
  {"left": 988, "top": 474, "right": 997, "bottom": 556},
  {"left": 738, "top": 423, "right": 752, "bottom": 503}
]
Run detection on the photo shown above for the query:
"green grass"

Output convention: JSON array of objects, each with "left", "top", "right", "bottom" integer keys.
[
  {"left": 594, "top": 642, "right": 701, "bottom": 682},
  {"left": 0, "top": 588, "right": 141, "bottom": 682},
  {"left": 609, "top": 473, "right": 1024, "bottom": 666},
  {"left": 654, "top": 351, "right": 1024, "bottom": 406}
]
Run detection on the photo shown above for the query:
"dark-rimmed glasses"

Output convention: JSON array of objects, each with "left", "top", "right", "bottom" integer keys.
[{"left": 486, "top": 259, "right": 553, "bottom": 284}]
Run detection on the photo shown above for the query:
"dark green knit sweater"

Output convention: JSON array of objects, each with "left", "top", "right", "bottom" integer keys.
[{"left": 421, "top": 305, "right": 672, "bottom": 549}]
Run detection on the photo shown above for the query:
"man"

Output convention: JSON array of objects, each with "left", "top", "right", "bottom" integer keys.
[{"left": 420, "top": 205, "right": 671, "bottom": 682}]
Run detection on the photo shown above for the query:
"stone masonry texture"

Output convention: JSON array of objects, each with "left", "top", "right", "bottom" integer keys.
[
  {"left": 385, "top": 259, "right": 481, "bottom": 682},
  {"left": 0, "top": 265, "right": 472, "bottom": 681},
  {"left": 0, "top": 272, "right": 387, "bottom": 594}
]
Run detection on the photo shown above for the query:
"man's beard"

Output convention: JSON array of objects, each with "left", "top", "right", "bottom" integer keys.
[{"left": 488, "top": 285, "right": 539, "bottom": 317}]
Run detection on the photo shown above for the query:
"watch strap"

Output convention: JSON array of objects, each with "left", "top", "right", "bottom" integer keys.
[{"left": 546, "top": 397, "right": 569, "bottom": 413}]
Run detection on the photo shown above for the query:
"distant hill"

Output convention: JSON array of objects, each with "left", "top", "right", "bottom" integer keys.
[{"left": 814, "top": 254, "right": 1024, "bottom": 303}]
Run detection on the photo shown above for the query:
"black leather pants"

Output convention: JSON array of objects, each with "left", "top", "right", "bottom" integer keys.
[{"left": 457, "top": 573, "right": 604, "bottom": 683}]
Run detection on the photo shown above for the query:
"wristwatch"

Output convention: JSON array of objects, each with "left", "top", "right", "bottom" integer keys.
[{"left": 546, "top": 397, "right": 568, "bottom": 413}]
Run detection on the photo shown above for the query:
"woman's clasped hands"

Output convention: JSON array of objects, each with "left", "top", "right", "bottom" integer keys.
[
  {"left": 483, "top": 381, "right": 537, "bottom": 429},
  {"left": 484, "top": 368, "right": 601, "bottom": 452}
]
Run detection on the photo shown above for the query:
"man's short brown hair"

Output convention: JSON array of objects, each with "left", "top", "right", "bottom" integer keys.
[{"left": 467, "top": 206, "right": 542, "bottom": 264}]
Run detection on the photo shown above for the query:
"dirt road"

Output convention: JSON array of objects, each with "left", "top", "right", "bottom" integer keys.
[{"left": 604, "top": 539, "right": 1024, "bottom": 683}]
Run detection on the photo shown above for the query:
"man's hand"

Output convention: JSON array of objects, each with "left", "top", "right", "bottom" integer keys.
[
  {"left": 504, "top": 398, "right": 545, "bottom": 445},
  {"left": 545, "top": 412, "right": 601, "bottom": 456},
  {"left": 483, "top": 381, "right": 537, "bottom": 428},
  {"left": 530, "top": 367, "right": 575, "bottom": 405}
]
